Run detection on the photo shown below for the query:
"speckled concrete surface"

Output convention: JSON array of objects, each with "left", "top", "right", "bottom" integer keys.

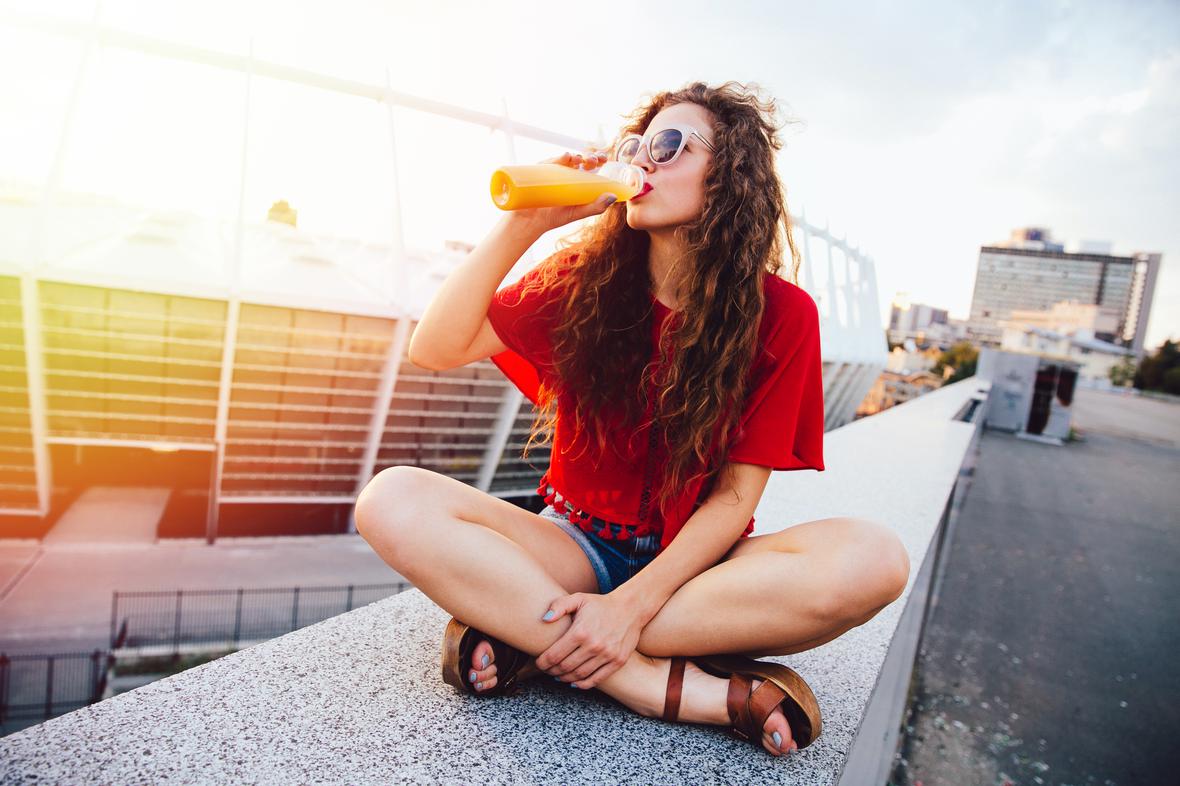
[{"left": 0, "top": 379, "right": 987, "bottom": 785}]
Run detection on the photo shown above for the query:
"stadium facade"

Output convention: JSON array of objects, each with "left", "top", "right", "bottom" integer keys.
[
  {"left": 0, "top": 192, "right": 885, "bottom": 540},
  {"left": 0, "top": 13, "right": 887, "bottom": 539}
]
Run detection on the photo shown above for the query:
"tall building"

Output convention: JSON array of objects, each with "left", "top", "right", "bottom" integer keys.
[{"left": 966, "top": 228, "right": 1161, "bottom": 357}]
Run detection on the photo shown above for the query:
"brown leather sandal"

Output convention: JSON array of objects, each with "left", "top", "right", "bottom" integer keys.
[
  {"left": 441, "top": 616, "right": 541, "bottom": 697},
  {"left": 662, "top": 653, "right": 823, "bottom": 751}
]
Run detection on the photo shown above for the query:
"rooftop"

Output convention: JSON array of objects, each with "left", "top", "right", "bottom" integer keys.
[{"left": 0, "top": 379, "right": 988, "bottom": 784}]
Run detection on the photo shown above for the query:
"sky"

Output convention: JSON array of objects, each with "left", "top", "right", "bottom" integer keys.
[{"left": 1, "top": 0, "right": 1177, "bottom": 348}]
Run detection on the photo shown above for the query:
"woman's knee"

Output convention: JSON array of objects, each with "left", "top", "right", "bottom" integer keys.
[
  {"left": 354, "top": 465, "right": 439, "bottom": 541},
  {"left": 853, "top": 518, "right": 910, "bottom": 607},
  {"left": 822, "top": 518, "right": 911, "bottom": 621}
]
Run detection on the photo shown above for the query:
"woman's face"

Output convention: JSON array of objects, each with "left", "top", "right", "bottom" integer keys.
[{"left": 621, "top": 102, "right": 716, "bottom": 234}]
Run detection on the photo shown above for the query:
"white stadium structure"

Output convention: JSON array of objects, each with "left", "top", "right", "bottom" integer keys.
[{"left": 0, "top": 12, "right": 887, "bottom": 540}]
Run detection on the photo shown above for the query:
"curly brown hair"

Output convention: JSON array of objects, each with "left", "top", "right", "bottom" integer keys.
[{"left": 518, "top": 80, "right": 804, "bottom": 523}]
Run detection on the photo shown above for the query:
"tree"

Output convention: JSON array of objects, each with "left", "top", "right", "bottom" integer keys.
[
  {"left": 1109, "top": 356, "right": 1137, "bottom": 387},
  {"left": 1133, "top": 339, "right": 1180, "bottom": 392},
  {"left": 931, "top": 340, "right": 979, "bottom": 384},
  {"left": 1165, "top": 367, "right": 1180, "bottom": 395}
]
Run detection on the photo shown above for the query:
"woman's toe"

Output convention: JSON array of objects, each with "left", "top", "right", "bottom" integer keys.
[
  {"left": 764, "top": 709, "right": 794, "bottom": 755},
  {"left": 469, "top": 640, "right": 500, "bottom": 691},
  {"left": 472, "top": 640, "right": 495, "bottom": 671}
]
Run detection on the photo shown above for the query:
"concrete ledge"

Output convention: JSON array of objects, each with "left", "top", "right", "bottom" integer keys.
[{"left": 0, "top": 379, "right": 989, "bottom": 785}]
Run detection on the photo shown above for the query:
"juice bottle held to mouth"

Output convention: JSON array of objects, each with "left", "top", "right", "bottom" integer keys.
[{"left": 490, "top": 160, "right": 646, "bottom": 211}]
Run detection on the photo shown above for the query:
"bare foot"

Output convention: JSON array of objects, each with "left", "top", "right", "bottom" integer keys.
[
  {"left": 675, "top": 659, "right": 798, "bottom": 756},
  {"left": 468, "top": 638, "right": 498, "bottom": 692}
]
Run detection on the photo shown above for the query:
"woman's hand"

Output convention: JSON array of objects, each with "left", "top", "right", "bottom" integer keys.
[
  {"left": 534, "top": 590, "right": 646, "bottom": 690},
  {"left": 504, "top": 150, "right": 618, "bottom": 235}
]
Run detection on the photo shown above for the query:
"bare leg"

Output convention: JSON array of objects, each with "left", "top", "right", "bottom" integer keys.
[
  {"left": 355, "top": 468, "right": 907, "bottom": 756},
  {"left": 632, "top": 518, "right": 911, "bottom": 659}
]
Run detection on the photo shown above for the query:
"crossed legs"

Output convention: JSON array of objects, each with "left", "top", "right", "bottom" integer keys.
[{"left": 355, "top": 466, "right": 909, "bottom": 753}]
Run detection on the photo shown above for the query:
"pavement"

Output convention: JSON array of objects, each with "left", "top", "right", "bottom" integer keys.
[
  {"left": 41, "top": 487, "right": 171, "bottom": 545},
  {"left": 0, "top": 533, "right": 406, "bottom": 655},
  {"left": 889, "top": 386, "right": 1180, "bottom": 785}
]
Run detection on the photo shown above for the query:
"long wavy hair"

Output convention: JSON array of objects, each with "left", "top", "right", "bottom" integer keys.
[{"left": 519, "top": 80, "right": 804, "bottom": 522}]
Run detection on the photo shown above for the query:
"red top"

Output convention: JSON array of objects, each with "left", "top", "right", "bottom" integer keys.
[{"left": 486, "top": 247, "right": 825, "bottom": 553}]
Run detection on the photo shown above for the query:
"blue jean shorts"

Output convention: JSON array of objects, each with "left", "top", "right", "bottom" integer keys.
[{"left": 538, "top": 504, "right": 661, "bottom": 594}]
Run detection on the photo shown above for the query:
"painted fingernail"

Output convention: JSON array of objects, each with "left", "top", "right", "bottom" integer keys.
[
  {"left": 482, "top": 653, "right": 489, "bottom": 668},
  {"left": 476, "top": 681, "right": 483, "bottom": 690},
  {"left": 602, "top": 194, "right": 618, "bottom": 205},
  {"left": 552, "top": 676, "right": 561, "bottom": 681},
  {"left": 772, "top": 731, "right": 782, "bottom": 748},
  {"left": 469, "top": 670, "right": 477, "bottom": 682},
  {"left": 542, "top": 610, "right": 555, "bottom": 621},
  {"left": 570, "top": 682, "right": 579, "bottom": 688}
]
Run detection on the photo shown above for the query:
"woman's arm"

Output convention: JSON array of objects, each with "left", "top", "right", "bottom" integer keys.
[
  {"left": 612, "top": 460, "right": 773, "bottom": 625},
  {"left": 408, "top": 150, "right": 617, "bottom": 371},
  {"left": 532, "top": 460, "right": 771, "bottom": 686},
  {"left": 408, "top": 214, "right": 545, "bottom": 370}
]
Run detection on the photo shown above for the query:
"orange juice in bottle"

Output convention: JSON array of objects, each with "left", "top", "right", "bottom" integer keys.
[{"left": 490, "top": 161, "right": 645, "bottom": 211}]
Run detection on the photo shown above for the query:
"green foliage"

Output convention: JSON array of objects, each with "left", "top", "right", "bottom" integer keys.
[
  {"left": 931, "top": 340, "right": 979, "bottom": 384},
  {"left": 117, "top": 648, "right": 235, "bottom": 677},
  {"left": 1164, "top": 367, "right": 1180, "bottom": 395},
  {"left": 1109, "top": 356, "right": 1137, "bottom": 387},
  {"left": 1133, "top": 339, "right": 1180, "bottom": 393}
]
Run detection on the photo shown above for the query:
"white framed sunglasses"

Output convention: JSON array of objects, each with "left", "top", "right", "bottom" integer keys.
[{"left": 613, "top": 124, "right": 716, "bottom": 167}]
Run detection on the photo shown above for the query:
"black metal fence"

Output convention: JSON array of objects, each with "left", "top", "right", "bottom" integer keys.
[
  {"left": 0, "top": 649, "right": 114, "bottom": 733},
  {"left": 0, "top": 584, "right": 409, "bottom": 736},
  {"left": 110, "top": 582, "right": 410, "bottom": 651}
]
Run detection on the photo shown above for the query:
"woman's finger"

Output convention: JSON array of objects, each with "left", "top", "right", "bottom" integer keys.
[
  {"left": 575, "top": 658, "right": 620, "bottom": 690},
  {"left": 536, "top": 630, "right": 582, "bottom": 674},
  {"left": 553, "top": 646, "right": 596, "bottom": 680}
]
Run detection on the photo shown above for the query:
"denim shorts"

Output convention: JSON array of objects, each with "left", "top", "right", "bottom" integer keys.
[{"left": 538, "top": 504, "right": 661, "bottom": 594}]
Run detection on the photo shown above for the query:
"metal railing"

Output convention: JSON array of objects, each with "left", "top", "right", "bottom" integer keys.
[
  {"left": 0, "top": 648, "right": 115, "bottom": 733},
  {"left": 110, "top": 582, "right": 410, "bottom": 652},
  {"left": 1, "top": 582, "right": 412, "bottom": 736}
]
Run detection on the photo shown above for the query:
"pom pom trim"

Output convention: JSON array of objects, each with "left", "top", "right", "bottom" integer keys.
[{"left": 535, "top": 470, "right": 653, "bottom": 542}]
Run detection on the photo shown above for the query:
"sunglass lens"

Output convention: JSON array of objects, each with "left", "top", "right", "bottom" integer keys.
[
  {"left": 616, "top": 138, "right": 640, "bottom": 163},
  {"left": 651, "top": 129, "right": 683, "bottom": 164}
]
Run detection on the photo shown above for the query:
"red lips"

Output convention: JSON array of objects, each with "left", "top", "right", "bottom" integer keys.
[{"left": 634, "top": 182, "right": 654, "bottom": 199}]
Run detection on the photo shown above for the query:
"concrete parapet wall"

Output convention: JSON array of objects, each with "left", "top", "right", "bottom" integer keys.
[{"left": 0, "top": 378, "right": 990, "bottom": 785}]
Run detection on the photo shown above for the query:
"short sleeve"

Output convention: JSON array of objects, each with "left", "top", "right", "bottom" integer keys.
[
  {"left": 486, "top": 248, "right": 576, "bottom": 405},
  {"left": 726, "top": 288, "right": 825, "bottom": 471}
]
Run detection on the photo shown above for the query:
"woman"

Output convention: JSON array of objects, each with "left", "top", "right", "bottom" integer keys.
[{"left": 355, "top": 81, "right": 910, "bottom": 758}]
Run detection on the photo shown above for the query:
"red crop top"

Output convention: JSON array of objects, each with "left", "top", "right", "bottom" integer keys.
[{"left": 486, "top": 246, "right": 825, "bottom": 554}]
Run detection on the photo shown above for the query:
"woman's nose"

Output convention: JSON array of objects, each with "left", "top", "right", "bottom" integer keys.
[{"left": 632, "top": 146, "right": 656, "bottom": 172}]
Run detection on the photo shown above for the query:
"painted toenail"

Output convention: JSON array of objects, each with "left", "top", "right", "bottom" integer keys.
[
  {"left": 772, "top": 731, "right": 782, "bottom": 748},
  {"left": 482, "top": 653, "right": 489, "bottom": 668},
  {"left": 469, "top": 670, "right": 477, "bottom": 683}
]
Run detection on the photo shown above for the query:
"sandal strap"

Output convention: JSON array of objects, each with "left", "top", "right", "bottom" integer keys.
[
  {"left": 487, "top": 635, "right": 529, "bottom": 692},
  {"left": 725, "top": 673, "right": 753, "bottom": 739},
  {"left": 662, "top": 656, "right": 687, "bottom": 722},
  {"left": 726, "top": 673, "right": 791, "bottom": 742},
  {"left": 747, "top": 681, "right": 788, "bottom": 735}
]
